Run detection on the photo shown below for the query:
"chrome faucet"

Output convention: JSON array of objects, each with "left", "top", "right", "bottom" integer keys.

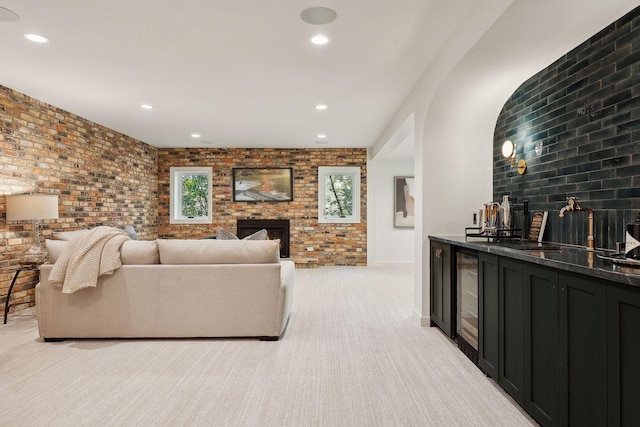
[{"left": 559, "top": 197, "right": 595, "bottom": 251}]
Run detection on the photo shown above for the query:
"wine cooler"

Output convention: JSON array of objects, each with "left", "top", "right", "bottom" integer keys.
[{"left": 456, "top": 250, "right": 479, "bottom": 364}]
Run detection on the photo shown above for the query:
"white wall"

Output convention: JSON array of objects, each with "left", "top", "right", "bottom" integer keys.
[{"left": 369, "top": 157, "right": 415, "bottom": 263}]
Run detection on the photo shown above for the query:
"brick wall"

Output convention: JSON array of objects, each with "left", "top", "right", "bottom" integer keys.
[
  {"left": 0, "top": 84, "right": 368, "bottom": 314},
  {"left": 493, "top": 6, "right": 640, "bottom": 249},
  {"left": 0, "top": 85, "right": 158, "bottom": 313},
  {"left": 158, "top": 147, "right": 367, "bottom": 267}
]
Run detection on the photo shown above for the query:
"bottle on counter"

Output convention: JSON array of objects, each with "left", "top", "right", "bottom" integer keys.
[{"left": 500, "top": 195, "right": 512, "bottom": 231}]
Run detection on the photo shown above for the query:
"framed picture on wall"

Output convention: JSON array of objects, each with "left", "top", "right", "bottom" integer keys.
[
  {"left": 394, "top": 176, "right": 415, "bottom": 228},
  {"left": 232, "top": 167, "right": 294, "bottom": 202}
]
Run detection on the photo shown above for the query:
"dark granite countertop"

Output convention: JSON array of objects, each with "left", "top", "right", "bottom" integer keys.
[{"left": 429, "top": 235, "right": 640, "bottom": 288}]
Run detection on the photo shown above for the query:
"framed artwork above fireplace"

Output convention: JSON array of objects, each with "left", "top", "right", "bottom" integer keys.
[{"left": 232, "top": 167, "right": 293, "bottom": 202}]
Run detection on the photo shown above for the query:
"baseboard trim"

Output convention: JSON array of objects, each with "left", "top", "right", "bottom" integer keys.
[{"left": 413, "top": 308, "right": 431, "bottom": 327}]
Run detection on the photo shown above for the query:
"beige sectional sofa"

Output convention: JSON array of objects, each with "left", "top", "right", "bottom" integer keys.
[{"left": 36, "top": 239, "right": 294, "bottom": 341}]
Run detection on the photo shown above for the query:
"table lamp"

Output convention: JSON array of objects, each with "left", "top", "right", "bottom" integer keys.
[{"left": 6, "top": 194, "right": 59, "bottom": 264}]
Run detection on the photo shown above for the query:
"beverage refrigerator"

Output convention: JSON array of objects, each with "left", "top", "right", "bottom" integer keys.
[{"left": 456, "top": 250, "right": 479, "bottom": 364}]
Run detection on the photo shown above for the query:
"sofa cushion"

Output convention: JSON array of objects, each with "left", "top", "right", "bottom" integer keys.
[
  {"left": 45, "top": 239, "right": 160, "bottom": 265},
  {"left": 120, "top": 240, "right": 160, "bottom": 264},
  {"left": 51, "top": 229, "right": 89, "bottom": 241},
  {"left": 45, "top": 239, "right": 67, "bottom": 263},
  {"left": 157, "top": 239, "right": 280, "bottom": 264}
]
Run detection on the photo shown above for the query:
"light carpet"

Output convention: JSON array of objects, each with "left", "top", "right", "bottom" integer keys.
[{"left": 0, "top": 264, "right": 536, "bottom": 427}]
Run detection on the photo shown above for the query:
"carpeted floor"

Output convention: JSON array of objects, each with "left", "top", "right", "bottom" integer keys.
[{"left": 0, "top": 264, "right": 536, "bottom": 426}]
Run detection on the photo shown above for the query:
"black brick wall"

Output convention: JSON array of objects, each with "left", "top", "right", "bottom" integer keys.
[{"left": 493, "top": 6, "right": 640, "bottom": 250}]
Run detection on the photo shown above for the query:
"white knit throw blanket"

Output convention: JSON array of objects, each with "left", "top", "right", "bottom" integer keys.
[{"left": 49, "top": 226, "right": 130, "bottom": 294}]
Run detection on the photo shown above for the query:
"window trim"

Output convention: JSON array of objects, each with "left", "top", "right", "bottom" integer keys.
[
  {"left": 170, "top": 166, "right": 213, "bottom": 224},
  {"left": 318, "top": 166, "right": 361, "bottom": 224}
]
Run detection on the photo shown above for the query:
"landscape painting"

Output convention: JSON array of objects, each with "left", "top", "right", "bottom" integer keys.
[{"left": 233, "top": 167, "right": 294, "bottom": 202}]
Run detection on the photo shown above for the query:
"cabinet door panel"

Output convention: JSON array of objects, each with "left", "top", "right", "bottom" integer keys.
[
  {"left": 607, "top": 285, "right": 640, "bottom": 426},
  {"left": 430, "top": 242, "right": 453, "bottom": 337},
  {"left": 478, "top": 253, "right": 499, "bottom": 378},
  {"left": 430, "top": 244, "right": 443, "bottom": 323},
  {"left": 559, "top": 272, "right": 606, "bottom": 427},
  {"left": 499, "top": 258, "right": 525, "bottom": 405},
  {"left": 525, "top": 264, "right": 559, "bottom": 426}
]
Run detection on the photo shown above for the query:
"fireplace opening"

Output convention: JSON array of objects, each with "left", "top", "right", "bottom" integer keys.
[{"left": 237, "top": 219, "right": 290, "bottom": 258}]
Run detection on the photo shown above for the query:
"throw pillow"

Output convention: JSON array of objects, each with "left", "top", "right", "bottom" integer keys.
[
  {"left": 119, "top": 225, "right": 138, "bottom": 240},
  {"left": 215, "top": 227, "right": 268, "bottom": 240},
  {"left": 216, "top": 227, "right": 238, "bottom": 240}
]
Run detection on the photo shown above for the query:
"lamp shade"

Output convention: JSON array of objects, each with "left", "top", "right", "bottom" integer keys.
[{"left": 6, "top": 194, "right": 59, "bottom": 221}]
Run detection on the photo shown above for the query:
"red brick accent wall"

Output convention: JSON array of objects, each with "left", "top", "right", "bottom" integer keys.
[
  {"left": 158, "top": 148, "right": 367, "bottom": 267},
  {"left": 0, "top": 83, "right": 368, "bottom": 314},
  {"left": 0, "top": 85, "right": 158, "bottom": 313}
]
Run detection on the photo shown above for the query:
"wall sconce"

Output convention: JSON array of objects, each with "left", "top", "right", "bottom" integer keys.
[{"left": 501, "top": 140, "right": 527, "bottom": 175}]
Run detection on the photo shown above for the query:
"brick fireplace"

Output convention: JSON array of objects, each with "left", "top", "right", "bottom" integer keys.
[{"left": 237, "top": 219, "right": 290, "bottom": 258}]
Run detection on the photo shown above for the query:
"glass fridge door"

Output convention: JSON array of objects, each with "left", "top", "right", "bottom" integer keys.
[{"left": 457, "top": 251, "right": 478, "bottom": 350}]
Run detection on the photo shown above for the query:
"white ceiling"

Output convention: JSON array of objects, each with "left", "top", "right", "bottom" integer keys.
[{"left": 0, "top": 0, "right": 475, "bottom": 150}]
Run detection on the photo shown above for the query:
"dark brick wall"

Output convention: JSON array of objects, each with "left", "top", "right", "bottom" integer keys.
[
  {"left": 158, "top": 147, "right": 367, "bottom": 267},
  {"left": 493, "top": 6, "right": 640, "bottom": 250}
]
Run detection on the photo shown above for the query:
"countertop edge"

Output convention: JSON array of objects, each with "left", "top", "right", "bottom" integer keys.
[{"left": 429, "top": 235, "right": 640, "bottom": 288}]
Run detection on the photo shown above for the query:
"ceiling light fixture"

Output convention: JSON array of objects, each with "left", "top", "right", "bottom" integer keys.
[
  {"left": 314, "top": 104, "right": 328, "bottom": 110},
  {"left": 311, "top": 35, "right": 330, "bottom": 45},
  {"left": 191, "top": 133, "right": 201, "bottom": 138},
  {"left": 140, "top": 104, "right": 153, "bottom": 110},
  {"left": 301, "top": 7, "right": 337, "bottom": 25},
  {"left": 0, "top": 6, "right": 19, "bottom": 22},
  {"left": 317, "top": 134, "right": 327, "bottom": 139},
  {"left": 24, "top": 33, "right": 50, "bottom": 43}
]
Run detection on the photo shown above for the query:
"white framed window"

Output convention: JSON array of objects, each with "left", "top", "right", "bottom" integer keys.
[
  {"left": 170, "top": 167, "right": 213, "bottom": 224},
  {"left": 318, "top": 166, "right": 361, "bottom": 223}
]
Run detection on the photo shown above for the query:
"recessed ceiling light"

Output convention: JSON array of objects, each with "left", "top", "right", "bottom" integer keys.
[
  {"left": 24, "top": 33, "right": 50, "bottom": 43},
  {"left": 140, "top": 104, "right": 153, "bottom": 110},
  {"left": 317, "top": 134, "right": 327, "bottom": 139},
  {"left": 191, "top": 133, "right": 201, "bottom": 138},
  {"left": 0, "top": 6, "right": 19, "bottom": 22},
  {"left": 301, "top": 7, "right": 337, "bottom": 25},
  {"left": 314, "top": 104, "right": 328, "bottom": 110},
  {"left": 311, "top": 35, "right": 330, "bottom": 45}
]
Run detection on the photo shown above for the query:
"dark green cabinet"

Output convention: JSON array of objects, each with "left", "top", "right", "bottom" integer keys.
[
  {"left": 430, "top": 241, "right": 454, "bottom": 337},
  {"left": 478, "top": 252, "right": 499, "bottom": 378},
  {"left": 479, "top": 256, "right": 607, "bottom": 427},
  {"left": 432, "top": 237, "right": 638, "bottom": 426},
  {"left": 524, "top": 264, "right": 560, "bottom": 426},
  {"left": 523, "top": 266, "right": 607, "bottom": 427},
  {"left": 559, "top": 272, "right": 606, "bottom": 427},
  {"left": 499, "top": 258, "right": 525, "bottom": 405},
  {"left": 607, "top": 284, "right": 640, "bottom": 426}
]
